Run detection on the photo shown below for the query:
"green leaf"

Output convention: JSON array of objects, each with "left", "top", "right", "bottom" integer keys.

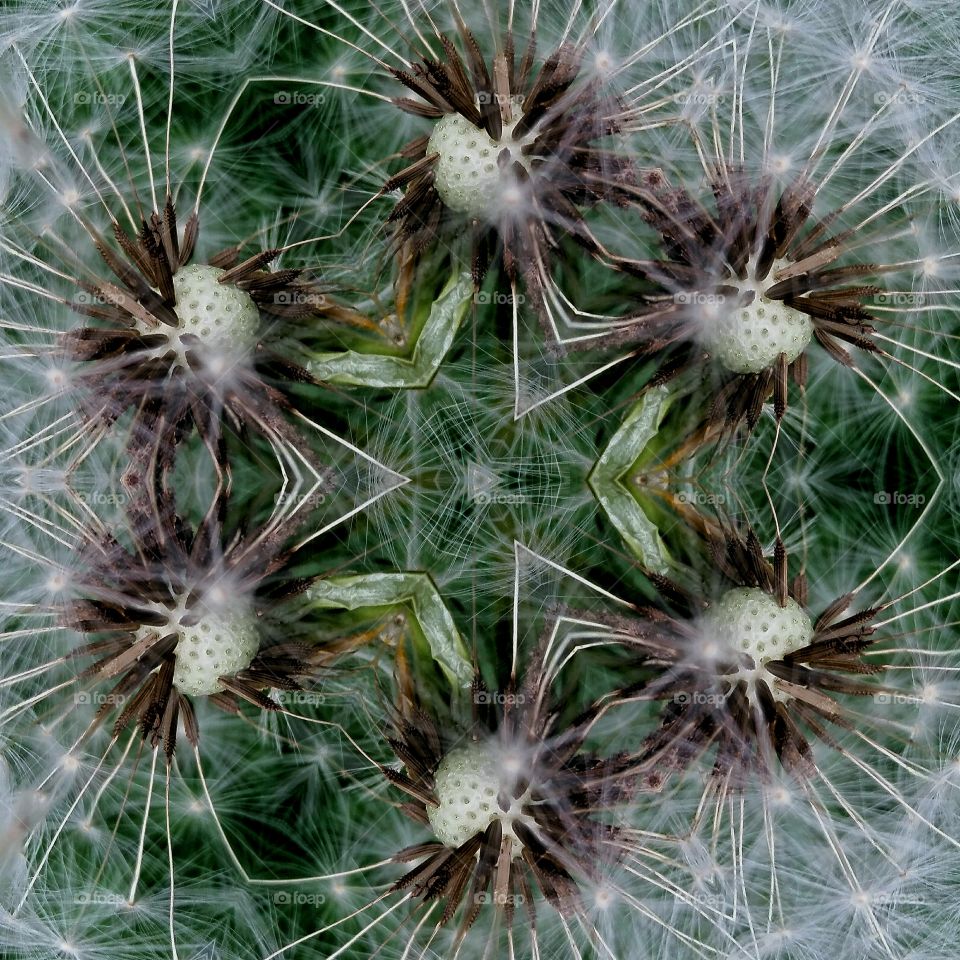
[
  {"left": 307, "top": 272, "right": 473, "bottom": 388},
  {"left": 305, "top": 573, "right": 472, "bottom": 687},
  {"left": 588, "top": 384, "right": 673, "bottom": 571}
]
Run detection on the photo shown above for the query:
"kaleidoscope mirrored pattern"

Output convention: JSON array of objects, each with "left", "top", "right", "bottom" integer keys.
[{"left": 1, "top": 2, "right": 959, "bottom": 958}]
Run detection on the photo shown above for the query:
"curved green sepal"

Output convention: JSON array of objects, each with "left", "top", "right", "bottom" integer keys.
[
  {"left": 307, "top": 272, "right": 473, "bottom": 388},
  {"left": 588, "top": 384, "right": 673, "bottom": 572},
  {"left": 305, "top": 572, "right": 472, "bottom": 687}
]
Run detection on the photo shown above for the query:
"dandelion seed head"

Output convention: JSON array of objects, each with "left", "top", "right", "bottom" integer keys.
[
  {"left": 702, "top": 587, "right": 813, "bottom": 701},
  {"left": 699, "top": 259, "right": 814, "bottom": 374},
  {"left": 428, "top": 112, "right": 534, "bottom": 222},
  {"left": 109, "top": 564, "right": 264, "bottom": 700},
  {"left": 133, "top": 264, "right": 260, "bottom": 372},
  {"left": 169, "top": 611, "right": 260, "bottom": 697},
  {"left": 427, "top": 740, "right": 533, "bottom": 858}
]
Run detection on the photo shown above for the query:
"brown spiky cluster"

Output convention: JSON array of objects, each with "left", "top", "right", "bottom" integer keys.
[
  {"left": 384, "top": 17, "right": 632, "bottom": 289},
  {"left": 594, "top": 171, "right": 886, "bottom": 437},
  {"left": 598, "top": 524, "right": 888, "bottom": 786},
  {"left": 62, "top": 193, "right": 324, "bottom": 472},
  {"left": 62, "top": 491, "right": 321, "bottom": 758},
  {"left": 380, "top": 656, "right": 632, "bottom": 937}
]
